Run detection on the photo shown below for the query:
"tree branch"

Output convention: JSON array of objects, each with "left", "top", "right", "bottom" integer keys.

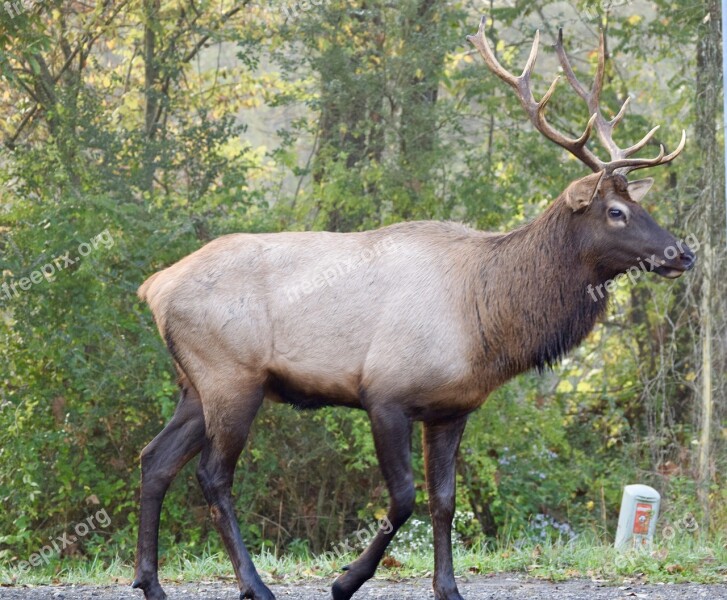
[
  {"left": 3, "top": 0, "right": 129, "bottom": 148},
  {"left": 151, "top": 2, "right": 250, "bottom": 131}
]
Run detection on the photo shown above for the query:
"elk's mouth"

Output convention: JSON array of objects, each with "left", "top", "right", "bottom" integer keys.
[
  {"left": 653, "top": 265, "right": 687, "bottom": 279},
  {"left": 652, "top": 250, "right": 696, "bottom": 278}
]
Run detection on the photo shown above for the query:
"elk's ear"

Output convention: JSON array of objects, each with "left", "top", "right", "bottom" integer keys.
[
  {"left": 564, "top": 171, "right": 605, "bottom": 212},
  {"left": 627, "top": 178, "right": 654, "bottom": 203}
]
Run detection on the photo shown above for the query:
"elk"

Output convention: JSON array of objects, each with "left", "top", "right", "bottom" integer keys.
[{"left": 132, "top": 18, "right": 694, "bottom": 600}]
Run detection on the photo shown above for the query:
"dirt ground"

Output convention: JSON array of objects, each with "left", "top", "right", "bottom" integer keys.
[{"left": 1, "top": 576, "right": 725, "bottom": 599}]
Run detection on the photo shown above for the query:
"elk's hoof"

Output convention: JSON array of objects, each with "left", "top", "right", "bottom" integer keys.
[
  {"left": 331, "top": 578, "right": 354, "bottom": 600},
  {"left": 131, "top": 577, "right": 167, "bottom": 600},
  {"left": 240, "top": 585, "right": 276, "bottom": 600},
  {"left": 433, "top": 584, "right": 465, "bottom": 600},
  {"left": 331, "top": 566, "right": 372, "bottom": 600}
]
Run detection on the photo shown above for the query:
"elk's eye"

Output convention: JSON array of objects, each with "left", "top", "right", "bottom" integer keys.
[{"left": 608, "top": 208, "right": 624, "bottom": 219}]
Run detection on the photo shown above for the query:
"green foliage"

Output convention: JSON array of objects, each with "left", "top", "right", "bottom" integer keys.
[
  {"left": 0, "top": 0, "right": 723, "bottom": 578},
  {"left": 2, "top": 534, "right": 725, "bottom": 586}
]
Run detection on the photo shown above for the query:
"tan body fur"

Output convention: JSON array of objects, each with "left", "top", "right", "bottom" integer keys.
[{"left": 139, "top": 202, "right": 605, "bottom": 429}]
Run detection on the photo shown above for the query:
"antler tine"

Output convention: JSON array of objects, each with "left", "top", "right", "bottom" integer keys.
[
  {"left": 610, "top": 96, "right": 630, "bottom": 128},
  {"left": 622, "top": 125, "right": 659, "bottom": 158},
  {"left": 664, "top": 129, "right": 687, "bottom": 160},
  {"left": 468, "top": 19, "right": 603, "bottom": 172},
  {"left": 613, "top": 129, "right": 687, "bottom": 174},
  {"left": 536, "top": 78, "right": 595, "bottom": 152},
  {"left": 576, "top": 113, "right": 599, "bottom": 146},
  {"left": 590, "top": 30, "right": 606, "bottom": 109},
  {"left": 554, "top": 28, "right": 589, "bottom": 101},
  {"left": 521, "top": 30, "right": 540, "bottom": 82},
  {"left": 466, "top": 16, "right": 520, "bottom": 90},
  {"left": 536, "top": 75, "right": 560, "bottom": 109}
]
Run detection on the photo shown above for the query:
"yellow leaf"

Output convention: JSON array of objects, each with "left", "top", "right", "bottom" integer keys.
[
  {"left": 627, "top": 15, "right": 642, "bottom": 25},
  {"left": 556, "top": 380, "right": 574, "bottom": 393}
]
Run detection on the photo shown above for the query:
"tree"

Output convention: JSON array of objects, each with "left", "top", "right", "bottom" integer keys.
[{"left": 693, "top": 0, "right": 724, "bottom": 520}]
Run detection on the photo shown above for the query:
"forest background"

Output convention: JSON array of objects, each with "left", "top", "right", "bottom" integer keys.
[{"left": 0, "top": 0, "right": 725, "bottom": 576}]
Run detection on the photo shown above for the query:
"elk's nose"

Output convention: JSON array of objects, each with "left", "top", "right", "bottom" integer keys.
[{"left": 680, "top": 250, "right": 696, "bottom": 270}]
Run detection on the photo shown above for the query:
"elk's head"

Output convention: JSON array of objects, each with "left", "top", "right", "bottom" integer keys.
[
  {"left": 561, "top": 171, "right": 694, "bottom": 280},
  {"left": 467, "top": 19, "right": 696, "bottom": 281}
]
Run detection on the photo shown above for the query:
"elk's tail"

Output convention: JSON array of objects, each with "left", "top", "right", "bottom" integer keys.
[{"left": 137, "top": 271, "right": 163, "bottom": 303}]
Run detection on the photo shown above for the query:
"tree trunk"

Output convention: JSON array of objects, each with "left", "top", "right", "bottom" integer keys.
[
  {"left": 399, "top": 0, "right": 441, "bottom": 159},
  {"left": 143, "top": 0, "right": 161, "bottom": 193},
  {"left": 694, "top": 0, "right": 722, "bottom": 521}
]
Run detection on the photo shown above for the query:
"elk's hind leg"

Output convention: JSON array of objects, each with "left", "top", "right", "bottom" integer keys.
[
  {"left": 133, "top": 375, "right": 205, "bottom": 600},
  {"left": 332, "top": 405, "right": 415, "bottom": 600},
  {"left": 196, "top": 383, "right": 274, "bottom": 600},
  {"left": 423, "top": 416, "right": 468, "bottom": 600}
]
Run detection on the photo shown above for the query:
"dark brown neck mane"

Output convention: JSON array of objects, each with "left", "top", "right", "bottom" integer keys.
[{"left": 476, "top": 197, "right": 609, "bottom": 379}]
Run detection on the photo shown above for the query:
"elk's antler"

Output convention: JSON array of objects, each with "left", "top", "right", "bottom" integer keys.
[{"left": 466, "top": 17, "right": 685, "bottom": 175}]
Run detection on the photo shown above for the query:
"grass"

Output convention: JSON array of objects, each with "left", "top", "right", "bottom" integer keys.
[{"left": 1, "top": 535, "right": 725, "bottom": 587}]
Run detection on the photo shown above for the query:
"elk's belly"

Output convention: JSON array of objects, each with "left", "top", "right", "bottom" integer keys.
[
  {"left": 264, "top": 336, "right": 485, "bottom": 418},
  {"left": 263, "top": 365, "right": 363, "bottom": 409}
]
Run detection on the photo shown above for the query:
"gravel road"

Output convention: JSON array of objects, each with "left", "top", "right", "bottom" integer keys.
[{"left": 1, "top": 577, "right": 725, "bottom": 599}]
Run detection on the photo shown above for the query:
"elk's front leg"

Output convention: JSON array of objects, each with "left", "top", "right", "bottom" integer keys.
[
  {"left": 423, "top": 416, "right": 468, "bottom": 600},
  {"left": 331, "top": 405, "right": 415, "bottom": 600}
]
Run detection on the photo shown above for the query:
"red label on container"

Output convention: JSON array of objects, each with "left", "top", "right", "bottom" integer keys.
[{"left": 633, "top": 502, "right": 652, "bottom": 535}]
